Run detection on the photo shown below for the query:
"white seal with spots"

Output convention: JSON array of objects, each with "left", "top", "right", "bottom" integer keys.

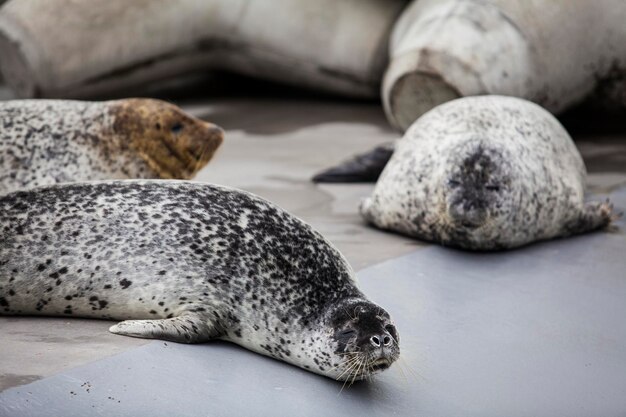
[
  {"left": 0, "top": 180, "right": 400, "bottom": 381},
  {"left": 361, "top": 96, "right": 615, "bottom": 250},
  {"left": 0, "top": 99, "right": 224, "bottom": 195}
]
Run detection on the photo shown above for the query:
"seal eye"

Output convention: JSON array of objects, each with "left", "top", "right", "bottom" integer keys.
[
  {"left": 384, "top": 324, "right": 396, "bottom": 336},
  {"left": 171, "top": 123, "right": 183, "bottom": 134},
  {"left": 337, "top": 329, "right": 356, "bottom": 339}
]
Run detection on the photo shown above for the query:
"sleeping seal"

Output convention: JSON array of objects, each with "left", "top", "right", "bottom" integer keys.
[
  {"left": 0, "top": 99, "right": 224, "bottom": 194},
  {"left": 360, "top": 95, "right": 616, "bottom": 250},
  {"left": 0, "top": 180, "right": 400, "bottom": 381}
]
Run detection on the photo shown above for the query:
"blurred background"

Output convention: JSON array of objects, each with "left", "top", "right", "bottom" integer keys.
[{"left": 0, "top": 1, "right": 625, "bottom": 416}]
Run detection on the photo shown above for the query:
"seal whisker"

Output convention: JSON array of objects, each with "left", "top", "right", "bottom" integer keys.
[
  {"left": 336, "top": 356, "right": 360, "bottom": 371},
  {"left": 335, "top": 356, "right": 361, "bottom": 381},
  {"left": 349, "top": 357, "right": 365, "bottom": 387},
  {"left": 399, "top": 357, "right": 424, "bottom": 382},
  {"left": 338, "top": 359, "right": 362, "bottom": 393}
]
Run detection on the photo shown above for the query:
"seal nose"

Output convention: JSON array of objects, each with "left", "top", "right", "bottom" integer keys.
[
  {"left": 448, "top": 202, "right": 487, "bottom": 229},
  {"left": 186, "top": 123, "right": 224, "bottom": 162},
  {"left": 206, "top": 123, "right": 225, "bottom": 142},
  {"left": 370, "top": 334, "right": 393, "bottom": 347}
]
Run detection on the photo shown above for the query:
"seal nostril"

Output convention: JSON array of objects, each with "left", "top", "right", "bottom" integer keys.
[
  {"left": 370, "top": 336, "right": 380, "bottom": 347},
  {"left": 383, "top": 335, "right": 391, "bottom": 346}
]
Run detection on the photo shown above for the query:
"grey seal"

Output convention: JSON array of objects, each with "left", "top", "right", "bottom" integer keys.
[
  {"left": 0, "top": 99, "right": 224, "bottom": 195},
  {"left": 0, "top": 180, "right": 400, "bottom": 381},
  {"left": 360, "top": 96, "right": 616, "bottom": 250}
]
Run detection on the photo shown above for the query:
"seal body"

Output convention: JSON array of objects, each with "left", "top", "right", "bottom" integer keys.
[
  {"left": 361, "top": 96, "right": 614, "bottom": 250},
  {"left": 0, "top": 180, "right": 399, "bottom": 380},
  {"left": 0, "top": 99, "right": 224, "bottom": 194}
]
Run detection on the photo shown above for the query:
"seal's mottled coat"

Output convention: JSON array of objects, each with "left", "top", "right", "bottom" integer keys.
[
  {"left": 0, "top": 180, "right": 399, "bottom": 380},
  {"left": 0, "top": 99, "right": 224, "bottom": 195},
  {"left": 361, "top": 96, "right": 614, "bottom": 250}
]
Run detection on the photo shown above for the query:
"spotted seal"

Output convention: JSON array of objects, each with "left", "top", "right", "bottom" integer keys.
[
  {"left": 0, "top": 99, "right": 224, "bottom": 195},
  {"left": 360, "top": 95, "right": 616, "bottom": 250},
  {"left": 0, "top": 180, "right": 400, "bottom": 381}
]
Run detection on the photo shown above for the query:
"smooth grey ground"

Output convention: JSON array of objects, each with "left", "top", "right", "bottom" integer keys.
[
  {"left": 0, "top": 84, "right": 625, "bottom": 415},
  {"left": 1, "top": 199, "right": 625, "bottom": 417}
]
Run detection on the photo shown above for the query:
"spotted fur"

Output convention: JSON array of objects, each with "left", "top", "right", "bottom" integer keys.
[
  {"left": 0, "top": 99, "right": 224, "bottom": 195},
  {"left": 361, "top": 96, "right": 614, "bottom": 250},
  {"left": 0, "top": 180, "right": 399, "bottom": 380}
]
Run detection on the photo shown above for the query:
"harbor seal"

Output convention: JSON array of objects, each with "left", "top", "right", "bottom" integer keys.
[
  {"left": 0, "top": 99, "right": 224, "bottom": 195},
  {"left": 360, "top": 95, "right": 616, "bottom": 250},
  {"left": 0, "top": 180, "right": 400, "bottom": 381}
]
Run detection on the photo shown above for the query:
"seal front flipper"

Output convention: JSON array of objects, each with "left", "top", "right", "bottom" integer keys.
[
  {"left": 312, "top": 143, "right": 395, "bottom": 183},
  {"left": 109, "top": 312, "right": 223, "bottom": 344}
]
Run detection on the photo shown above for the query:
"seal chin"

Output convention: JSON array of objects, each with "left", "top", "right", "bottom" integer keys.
[
  {"left": 335, "top": 353, "right": 396, "bottom": 382},
  {"left": 369, "top": 357, "right": 392, "bottom": 373}
]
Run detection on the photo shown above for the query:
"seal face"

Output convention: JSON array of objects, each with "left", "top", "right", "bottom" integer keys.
[
  {"left": 0, "top": 99, "right": 224, "bottom": 195},
  {"left": 0, "top": 180, "right": 399, "bottom": 381},
  {"left": 360, "top": 96, "right": 615, "bottom": 250}
]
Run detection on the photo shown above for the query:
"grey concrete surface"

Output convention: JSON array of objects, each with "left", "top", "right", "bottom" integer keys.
[
  {"left": 0, "top": 191, "right": 624, "bottom": 416},
  {"left": 0, "top": 93, "right": 625, "bottom": 416}
]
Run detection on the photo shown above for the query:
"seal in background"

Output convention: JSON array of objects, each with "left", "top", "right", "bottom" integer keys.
[
  {"left": 360, "top": 96, "right": 616, "bottom": 250},
  {"left": 0, "top": 99, "right": 224, "bottom": 194}
]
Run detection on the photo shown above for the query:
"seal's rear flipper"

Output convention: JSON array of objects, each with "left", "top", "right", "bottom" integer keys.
[
  {"left": 312, "top": 144, "right": 395, "bottom": 183},
  {"left": 109, "top": 313, "right": 222, "bottom": 344},
  {"left": 565, "top": 200, "right": 617, "bottom": 236}
]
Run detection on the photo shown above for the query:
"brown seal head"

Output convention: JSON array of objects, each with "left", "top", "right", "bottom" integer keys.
[{"left": 110, "top": 98, "right": 224, "bottom": 179}]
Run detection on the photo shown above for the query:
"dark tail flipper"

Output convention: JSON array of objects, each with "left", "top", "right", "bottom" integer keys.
[{"left": 312, "top": 144, "right": 394, "bottom": 183}]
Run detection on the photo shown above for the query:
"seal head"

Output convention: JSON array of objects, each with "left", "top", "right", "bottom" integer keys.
[
  {"left": 443, "top": 142, "right": 512, "bottom": 230},
  {"left": 110, "top": 98, "right": 224, "bottom": 179},
  {"left": 325, "top": 298, "right": 400, "bottom": 380}
]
